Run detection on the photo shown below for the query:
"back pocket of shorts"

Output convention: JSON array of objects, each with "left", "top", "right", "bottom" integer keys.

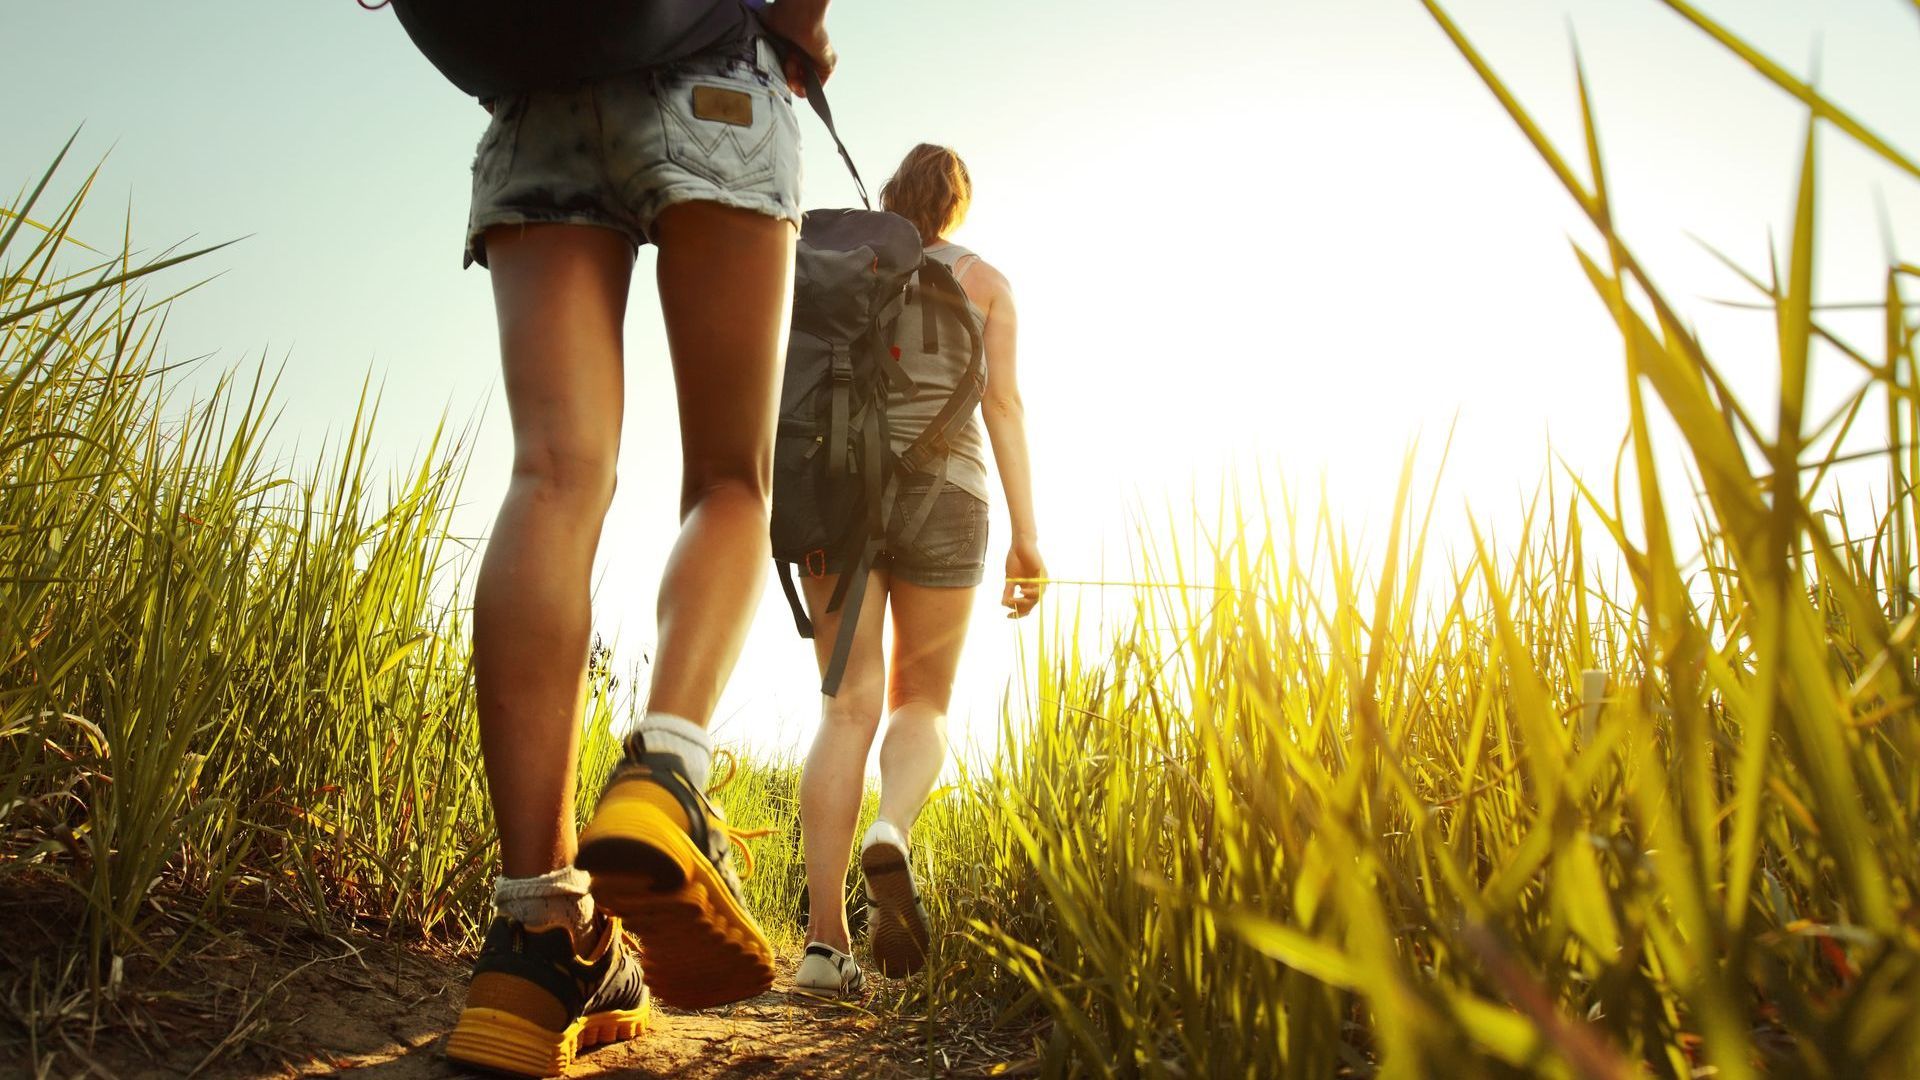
[
  {"left": 654, "top": 69, "right": 783, "bottom": 190},
  {"left": 903, "top": 490, "right": 984, "bottom": 568}
]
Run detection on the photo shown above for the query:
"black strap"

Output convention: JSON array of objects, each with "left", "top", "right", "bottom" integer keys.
[
  {"left": 918, "top": 271, "right": 938, "bottom": 354},
  {"left": 896, "top": 261, "right": 984, "bottom": 474},
  {"left": 873, "top": 290, "right": 907, "bottom": 336},
  {"left": 824, "top": 551, "right": 854, "bottom": 613},
  {"left": 876, "top": 334, "right": 914, "bottom": 393},
  {"left": 791, "top": 50, "right": 870, "bottom": 209},
  {"left": 822, "top": 538, "right": 878, "bottom": 696},
  {"left": 895, "top": 456, "right": 950, "bottom": 551},
  {"left": 777, "top": 560, "right": 813, "bottom": 638},
  {"left": 862, "top": 403, "right": 886, "bottom": 532},
  {"left": 827, "top": 346, "right": 852, "bottom": 473},
  {"left": 819, "top": 400, "right": 897, "bottom": 696},
  {"left": 821, "top": 399, "right": 883, "bottom": 618}
]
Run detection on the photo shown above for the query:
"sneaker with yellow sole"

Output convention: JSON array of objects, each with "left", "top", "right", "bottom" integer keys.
[
  {"left": 446, "top": 914, "right": 649, "bottom": 1078},
  {"left": 575, "top": 738, "right": 776, "bottom": 1009}
]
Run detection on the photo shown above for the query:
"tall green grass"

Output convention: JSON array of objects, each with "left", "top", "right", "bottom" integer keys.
[
  {"left": 5, "top": 3, "right": 1918, "bottom": 1077},
  {"left": 0, "top": 139, "right": 626, "bottom": 976},
  {"left": 881, "top": 4, "right": 1920, "bottom": 1076}
]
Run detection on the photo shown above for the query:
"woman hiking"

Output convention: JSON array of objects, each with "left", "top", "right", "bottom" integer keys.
[
  {"left": 385, "top": 1, "right": 837, "bottom": 1073},
  {"left": 792, "top": 144, "right": 1047, "bottom": 996}
]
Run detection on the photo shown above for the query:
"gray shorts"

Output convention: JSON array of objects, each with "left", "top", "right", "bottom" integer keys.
[
  {"left": 878, "top": 479, "right": 989, "bottom": 588},
  {"left": 463, "top": 34, "right": 803, "bottom": 268}
]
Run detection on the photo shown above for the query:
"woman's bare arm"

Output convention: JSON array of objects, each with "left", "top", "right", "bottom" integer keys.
[{"left": 961, "top": 261, "right": 1046, "bottom": 618}]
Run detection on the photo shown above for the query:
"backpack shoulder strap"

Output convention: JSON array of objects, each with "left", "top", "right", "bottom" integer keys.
[
  {"left": 895, "top": 258, "right": 985, "bottom": 479},
  {"left": 775, "top": 39, "right": 869, "bottom": 208}
]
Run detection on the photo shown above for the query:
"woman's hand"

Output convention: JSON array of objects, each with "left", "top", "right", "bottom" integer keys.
[
  {"left": 759, "top": 0, "right": 835, "bottom": 96},
  {"left": 1003, "top": 541, "right": 1047, "bottom": 619}
]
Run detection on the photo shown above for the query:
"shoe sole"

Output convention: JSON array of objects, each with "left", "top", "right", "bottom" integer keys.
[
  {"left": 861, "top": 842, "right": 929, "bottom": 979},
  {"left": 576, "top": 786, "right": 776, "bottom": 1009},
  {"left": 445, "top": 1003, "right": 648, "bottom": 1078}
]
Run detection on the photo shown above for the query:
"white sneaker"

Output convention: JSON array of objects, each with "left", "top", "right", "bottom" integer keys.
[
  {"left": 793, "top": 942, "right": 865, "bottom": 998},
  {"left": 860, "top": 820, "right": 930, "bottom": 978}
]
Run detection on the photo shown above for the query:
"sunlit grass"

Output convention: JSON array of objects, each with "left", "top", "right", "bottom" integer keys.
[
  {"left": 873, "top": 5, "right": 1920, "bottom": 1076},
  {"left": 0, "top": 137, "right": 628, "bottom": 968},
  {"left": 4, "top": 3, "right": 1919, "bottom": 1076}
]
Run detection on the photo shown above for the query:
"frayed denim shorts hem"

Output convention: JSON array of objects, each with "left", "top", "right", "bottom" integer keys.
[{"left": 462, "top": 35, "right": 802, "bottom": 268}]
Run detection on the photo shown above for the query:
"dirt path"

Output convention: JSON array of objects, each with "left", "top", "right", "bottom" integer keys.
[
  {"left": 280, "top": 961, "right": 979, "bottom": 1079},
  {"left": 2, "top": 892, "right": 1023, "bottom": 1080}
]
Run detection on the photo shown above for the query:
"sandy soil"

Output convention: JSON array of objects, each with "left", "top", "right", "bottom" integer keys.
[
  {"left": 1, "top": 884, "right": 1027, "bottom": 1079},
  {"left": 257, "top": 958, "right": 991, "bottom": 1079}
]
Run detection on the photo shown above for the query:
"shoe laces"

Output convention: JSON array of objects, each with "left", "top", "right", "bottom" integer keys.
[{"left": 706, "top": 747, "right": 774, "bottom": 878}]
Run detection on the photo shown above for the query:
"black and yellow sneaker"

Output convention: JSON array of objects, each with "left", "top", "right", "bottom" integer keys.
[
  {"left": 446, "top": 914, "right": 649, "bottom": 1078},
  {"left": 574, "top": 738, "right": 776, "bottom": 1009}
]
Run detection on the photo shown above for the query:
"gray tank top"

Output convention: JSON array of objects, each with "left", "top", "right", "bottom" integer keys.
[{"left": 889, "top": 241, "right": 990, "bottom": 504}]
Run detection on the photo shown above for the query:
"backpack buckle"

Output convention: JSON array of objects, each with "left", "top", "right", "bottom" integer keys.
[{"left": 805, "top": 549, "right": 829, "bottom": 578}]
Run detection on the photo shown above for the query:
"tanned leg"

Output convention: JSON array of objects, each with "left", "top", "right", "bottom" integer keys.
[
  {"left": 646, "top": 202, "right": 797, "bottom": 723},
  {"left": 572, "top": 203, "right": 794, "bottom": 1011},
  {"left": 473, "top": 224, "right": 633, "bottom": 880},
  {"left": 797, "top": 570, "right": 890, "bottom": 952}
]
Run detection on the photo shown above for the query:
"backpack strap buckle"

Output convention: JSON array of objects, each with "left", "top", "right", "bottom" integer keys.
[{"left": 897, "top": 432, "right": 950, "bottom": 476}]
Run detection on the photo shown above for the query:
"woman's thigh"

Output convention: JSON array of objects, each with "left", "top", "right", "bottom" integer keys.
[
  {"left": 652, "top": 202, "right": 795, "bottom": 507},
  {"left": 801, "top": 570, "right": 890, "bottom": 712},
  {"left": 485, "top": 224, "right": 633, "bottom": 481},
  {"left": 886, "top": 582, "right": 977, "bottom": 713}
]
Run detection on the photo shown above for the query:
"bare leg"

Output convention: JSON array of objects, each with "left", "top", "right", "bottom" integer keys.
[
  {"left": 474, "top": 224, "right": 632, "bottom": 880},
  {"left": 644, "top": 202, "right": 797, "bottom": 724},
  {"left": 798, "top": 570, "right": 889, "bottom": 953},
  {"left": 877, "top": 581, "right": 976, "bottom": 835}
]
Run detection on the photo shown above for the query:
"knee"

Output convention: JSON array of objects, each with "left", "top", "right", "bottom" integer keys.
[
  {"left": 680, "top": 457, "right": 772, "bottom": 518},
  {"left": 821, "top": 679, "right": 886, "bottom": 736},
  {"left": 887, "top": 671, "right": 955, "bottom": 718},
  {"left": 511, "top": 437, "right": 617, "bottom": 517}
]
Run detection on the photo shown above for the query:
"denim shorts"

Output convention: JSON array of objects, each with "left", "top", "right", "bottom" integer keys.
[
  {"left": 463, "top": 35, "right": 803, "bottom": 268},
  {"left": 878, "top": 479, "right": 989, "bottom": 588}
]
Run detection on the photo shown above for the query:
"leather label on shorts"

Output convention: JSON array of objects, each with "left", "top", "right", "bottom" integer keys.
[{"left": 691, "top": 85, "right": 754, "bottom": 127}]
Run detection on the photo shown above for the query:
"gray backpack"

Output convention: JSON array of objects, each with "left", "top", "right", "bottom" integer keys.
[{"left": 770, "top": 212, "right": 986, "bottom": 694}]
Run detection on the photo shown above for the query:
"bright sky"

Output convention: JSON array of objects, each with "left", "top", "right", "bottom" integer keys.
[{"left": 6, "top": 1, "right": 1918, "bottom": 763}]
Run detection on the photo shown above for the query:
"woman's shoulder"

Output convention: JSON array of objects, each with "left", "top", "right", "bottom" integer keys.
[{"left": 946, "top": 248, "right": 1012, "bottom": 305}]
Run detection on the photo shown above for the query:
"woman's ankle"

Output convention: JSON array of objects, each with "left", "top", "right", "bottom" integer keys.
[{"left": 807, "top": 926, "right": 852, "bottom": 953}]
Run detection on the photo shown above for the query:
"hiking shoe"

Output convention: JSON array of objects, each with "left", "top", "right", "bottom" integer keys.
[
  {"left": 860, "top": 820, "right": 931, "bottom": 978},
  {"left": 446, "top": 914, "right": 649, "bottom": 1078},
  {"left": 575, "top": 737, "right": 776, "bottom": 1008},
  {"left": 792, "top": 942, "right": 867, "bottom": 999}
]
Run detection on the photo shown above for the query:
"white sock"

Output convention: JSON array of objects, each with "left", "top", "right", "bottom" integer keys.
[
  {"left": 635, "top": 711, "right": 713, "bottom": 791},
  {"left": 493, "top": 866, "right": 594, "bottom": 936}
]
